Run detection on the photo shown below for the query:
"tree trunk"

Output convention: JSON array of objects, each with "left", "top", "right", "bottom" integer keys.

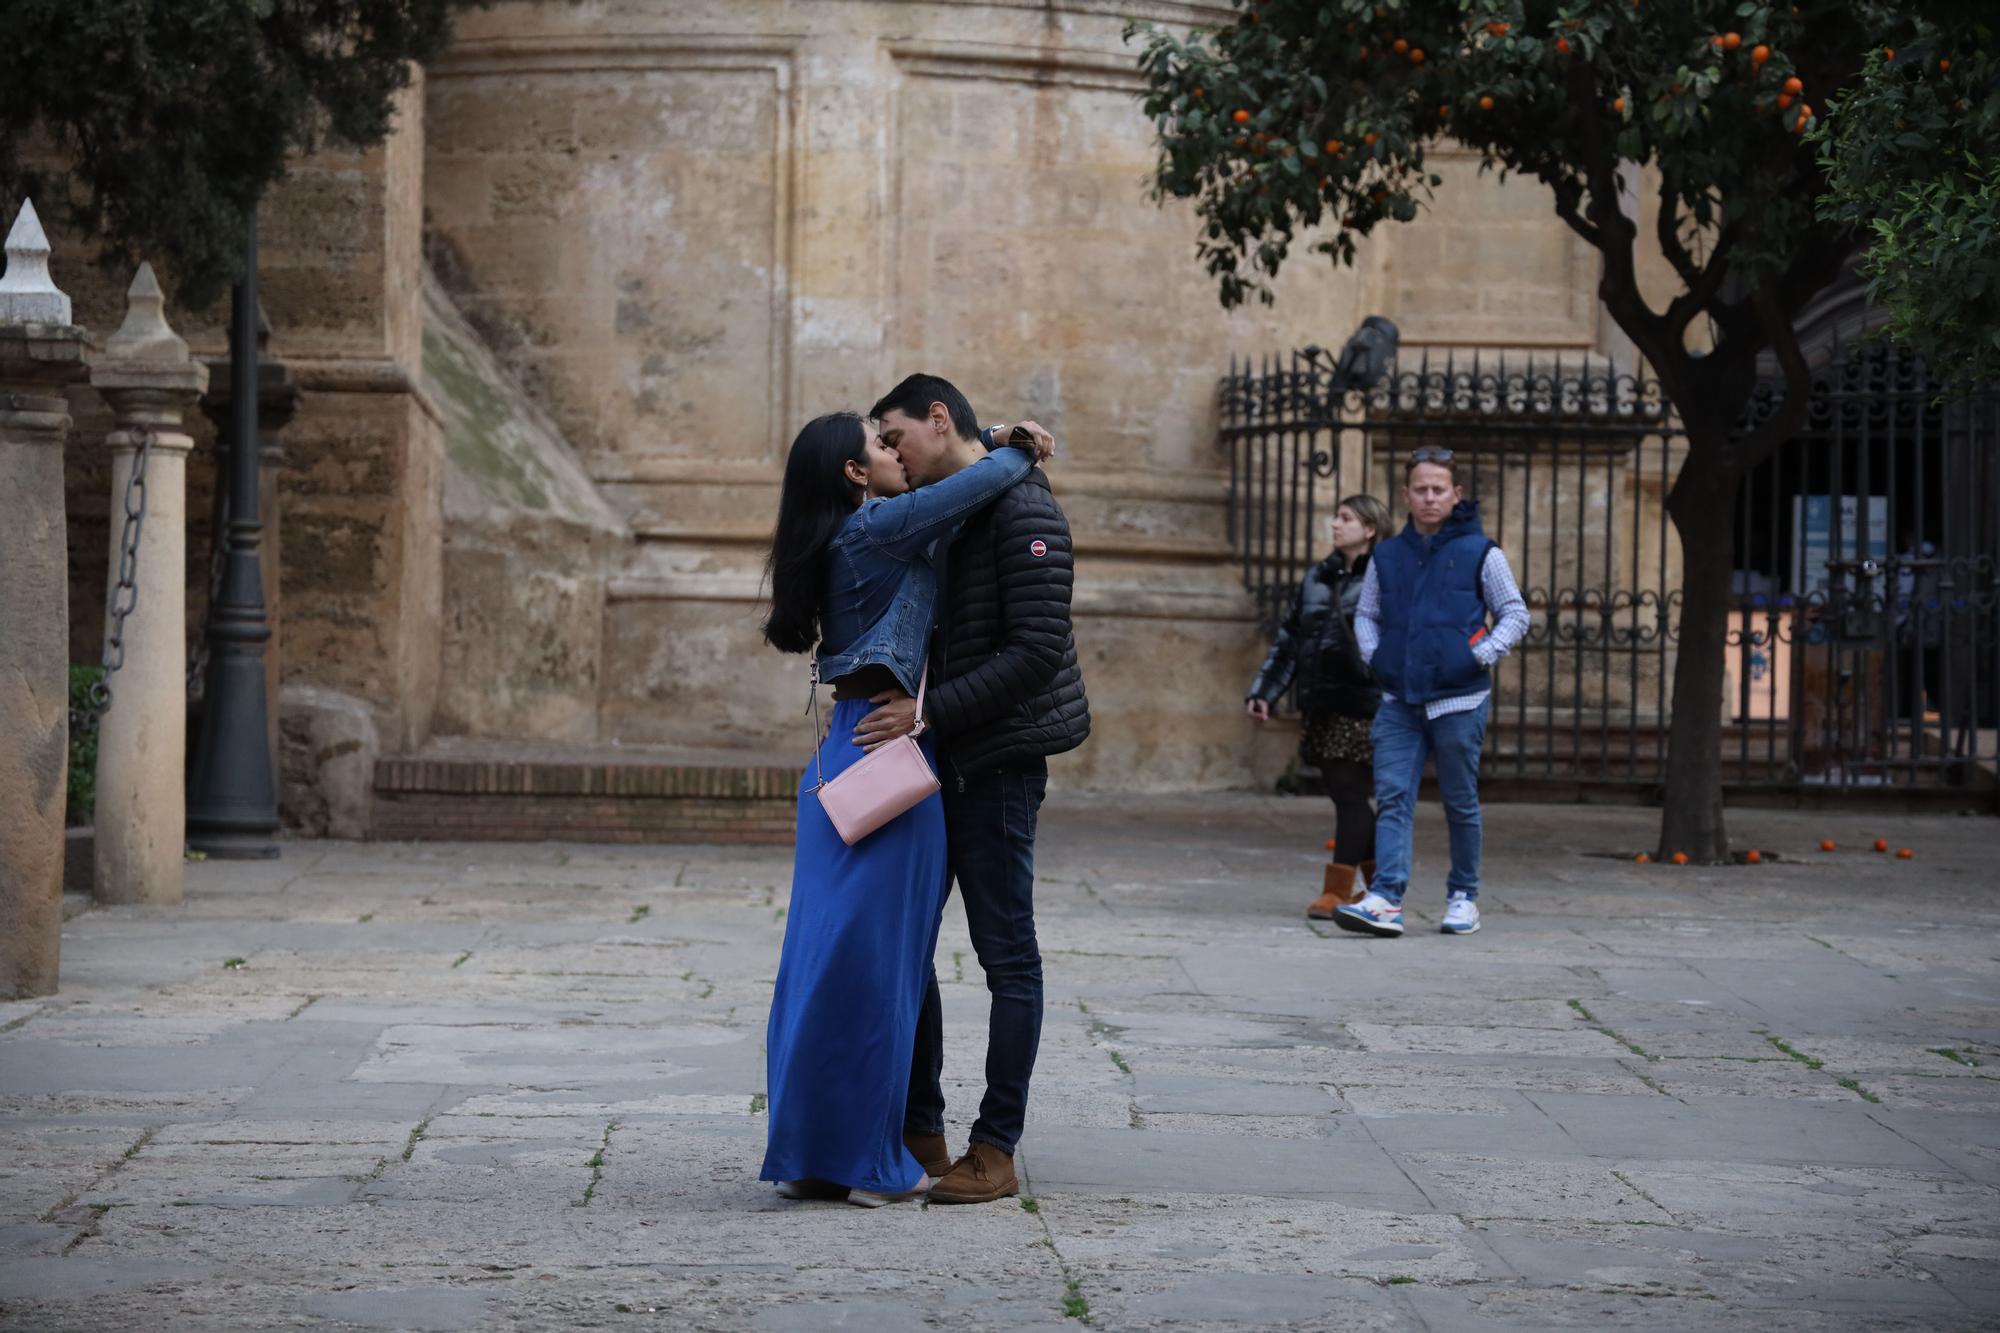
[{"left": 1659, "top": 448, "right": 1741, "bottom": 862}]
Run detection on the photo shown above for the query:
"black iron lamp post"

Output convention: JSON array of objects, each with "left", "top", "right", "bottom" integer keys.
[{"left": 186, "top": 210, "right": 281, "bottom": 859}]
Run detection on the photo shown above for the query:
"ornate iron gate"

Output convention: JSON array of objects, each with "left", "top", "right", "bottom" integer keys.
[{"left": 1222, "top": 341, "right": 2000, "bottom": 795}]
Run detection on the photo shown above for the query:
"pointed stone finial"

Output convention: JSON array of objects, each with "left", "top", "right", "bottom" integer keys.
[
  {"left": 0, "top": 199, "right": 72, "bottom": 325},
  {"left": 104, "top": 264, "right": 189, "bottom": 363}
]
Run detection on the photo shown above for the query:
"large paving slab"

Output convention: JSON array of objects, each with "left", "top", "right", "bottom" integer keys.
[{"left": 2, "top": 796, "right": 1997, "bottom": 1330}]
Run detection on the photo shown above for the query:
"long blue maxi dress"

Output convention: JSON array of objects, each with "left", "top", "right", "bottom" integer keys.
[
  {"left": 759, "top": 706, "right": 950, "bottom": 1193},
  {"left": 760, "top": 445, "right": 1035, "bottom": 1194}
]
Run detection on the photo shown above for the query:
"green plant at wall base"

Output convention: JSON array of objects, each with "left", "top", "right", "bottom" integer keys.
[
  {"left": 66, "top": 667, "right": 100, "bottom": 828},
  {"left": 0, "top": 0, "right": 484, "bottom": 308}
]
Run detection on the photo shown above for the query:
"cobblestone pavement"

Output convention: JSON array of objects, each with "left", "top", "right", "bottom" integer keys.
[{"left": 2, "top": 796, "right": 1997, "bottom": 1331}]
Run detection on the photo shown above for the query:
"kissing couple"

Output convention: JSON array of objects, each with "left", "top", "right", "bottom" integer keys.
[{"left": 758, "top": 373, "right": 1090, "bottom": 1206}]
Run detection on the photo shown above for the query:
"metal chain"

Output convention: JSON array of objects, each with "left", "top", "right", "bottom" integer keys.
[{"left": 71, "top": 426, "right": 155, "bottom": 737}]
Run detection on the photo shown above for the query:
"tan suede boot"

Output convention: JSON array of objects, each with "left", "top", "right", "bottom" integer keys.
[
  {"left": 928, "top": 1141, "right": 1018, "bottom": 1204},
  {"left": 1308, "top": 864, "right": 1361, "bottom": 919},
  {"left": 904, "top": 1131, "right": 952, "bottom": 1179}
]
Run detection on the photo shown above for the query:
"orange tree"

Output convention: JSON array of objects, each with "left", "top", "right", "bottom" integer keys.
[
  {"left": 0, "top": 0, "right": 480, "bottom": 307},
  {"left": 1130, "top": 1, "right": 1924, "bottom": 861},
  {"left": 1816, "top": 5, "right": 1998, "bottom": 389}
]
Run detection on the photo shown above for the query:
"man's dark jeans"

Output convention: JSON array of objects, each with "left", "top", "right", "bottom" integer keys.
[{"left": 905, "top": 757, "right": 1048, "bottom": 1156}]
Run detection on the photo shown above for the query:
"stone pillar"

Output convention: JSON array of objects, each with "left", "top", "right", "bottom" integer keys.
[
  {"left": 89, "top": 265, "right": 207, "bottom": 906},
  {"left": 0, "top": 200, "right": 88, "bottom": 999},
  {"left": 200, "top": 306, "right": 296, "bottom": 779}
]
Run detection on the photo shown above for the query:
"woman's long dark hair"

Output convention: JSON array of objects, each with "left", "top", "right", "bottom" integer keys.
[{"left": 764, "top": 412, "right": 869, "bottom": 653}]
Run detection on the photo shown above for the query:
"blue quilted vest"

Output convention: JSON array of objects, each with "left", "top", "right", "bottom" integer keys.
[{"left": 1370, "top": 500, "right": 1495, "bottom": 705}]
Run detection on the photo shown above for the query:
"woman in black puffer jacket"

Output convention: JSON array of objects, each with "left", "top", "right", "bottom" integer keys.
[{"left": 1246, "top": 494, "right": 1389, "bottom": 919}]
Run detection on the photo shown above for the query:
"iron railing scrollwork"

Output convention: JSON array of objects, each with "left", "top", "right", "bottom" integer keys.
[{"left": 1224, "top": 341, "right": 2000, "bottom": 793}]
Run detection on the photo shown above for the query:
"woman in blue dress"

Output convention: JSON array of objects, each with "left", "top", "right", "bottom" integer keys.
[{"left": 759, "top": 410, "right": 1050, "bottom": 1207}]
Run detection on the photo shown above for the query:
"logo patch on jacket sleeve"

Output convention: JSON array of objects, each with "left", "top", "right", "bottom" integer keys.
[{"left": 1029, "top": 539, "right": 1048, "bottom": 558}]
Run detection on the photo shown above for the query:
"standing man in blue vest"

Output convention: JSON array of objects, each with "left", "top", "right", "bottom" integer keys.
[{"left": 1337, "top": 448, "right": 1530, "bottom": 938}]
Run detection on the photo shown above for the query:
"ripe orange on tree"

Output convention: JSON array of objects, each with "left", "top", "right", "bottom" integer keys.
[
  {"left": 1939, "top": 58, "right": 1951, "bottom": 72},
  {"left": 1751, "top": 44, "right": 1770, "bottom": 66},
  {"left": 1555, "top": 36, "right": 1571, "bottom": 54},
  {"left": 1722, "top": 31, "right": 1742, "bottom": 50},
  {"left": 1612, "top": 96, "right": 1625, "bottom": 112},
  {"left": 1479, "top": 94, "right": 1495, "bottom": 110},
  {"left": 1485, "top": 20, "right": 1510, "bottom": 36},
  {"left": 1777, "top": 93, "right": 1793, "bottom": 109},
  {"left": 1233, "top": 108, "right": 1252, "bottom": 124},
  {"left": 1362, "top": 130, "right": 1378, "bottom": 145},
  {"left": 1409, "top": 48, "right": 1425, "bottom": 64},
  {"left": 1883, "top": 46, "right": 1895, "bottom": 60},
  {"left": 1783, "top": 76, "right": 1802, "bottom": 95},
  {"left": 1192, "top": 86, "right": 1204, "bottom": 98},
  {"left": 1393, "top": 37, "right": 1409, "bottom": 53},
  {"left": 1325, "top": 138, "right": 1343, "bottom": 153}
]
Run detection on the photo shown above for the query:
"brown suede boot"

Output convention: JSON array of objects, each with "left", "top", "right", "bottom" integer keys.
[
  {"left": 904, "top": 1131, "right": 952, "bottom": 1179},
  {"left": 1308, "top": 864, "right": 1361, "bottom": 919},
  {"left": 927, "top": 1141, "right": 1018, "bottom": 1204}
]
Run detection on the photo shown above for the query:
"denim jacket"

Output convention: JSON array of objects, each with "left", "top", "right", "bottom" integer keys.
[{"left": 814, "top": 446, "right": 1033, "bottom": 694}]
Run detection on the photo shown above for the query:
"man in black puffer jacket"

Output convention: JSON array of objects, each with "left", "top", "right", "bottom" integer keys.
[{"left": 853, "top": 373, "right": 1089, "bottom": 1206}]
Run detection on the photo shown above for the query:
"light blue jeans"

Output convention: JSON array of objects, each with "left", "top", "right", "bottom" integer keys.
[{"left": 1369, "top": 696, "right": 1490, "bottom": 904}]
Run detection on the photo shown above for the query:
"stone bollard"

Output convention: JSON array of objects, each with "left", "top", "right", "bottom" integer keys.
[
  {"left": 89, "top": 265, "right": 208, "bottom": 906},
  {"left": 0, "top": 200, "right": 89, "bottom": 999}
]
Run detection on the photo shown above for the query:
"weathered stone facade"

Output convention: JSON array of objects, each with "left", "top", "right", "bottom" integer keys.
[{"left": 58, "top": 0, "right": 1664, "bottom": 821}]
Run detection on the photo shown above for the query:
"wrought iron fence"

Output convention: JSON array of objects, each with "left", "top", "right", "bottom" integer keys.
[{"left": 1222, "top": 341, "right": 2000, "bottom": 794}]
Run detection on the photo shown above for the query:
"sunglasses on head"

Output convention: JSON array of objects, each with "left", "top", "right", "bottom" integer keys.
[{"left": 1409, "top": 447, "right": 1456, "bottom": 463}]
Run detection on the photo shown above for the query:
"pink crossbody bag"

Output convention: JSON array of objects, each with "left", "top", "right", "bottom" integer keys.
[{"left": 807, "top": 659, "right": 940, "bottom": 846}]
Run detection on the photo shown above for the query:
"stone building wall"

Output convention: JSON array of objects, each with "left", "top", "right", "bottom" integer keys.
[
  {"left": 56, "top": 0, "right": 1651, "bottom": 808},
  {"left": 59, "top": 82, "right": 444, "bottom": 762},
  {"left": 412, "top": 0, "right": 1619, "bottom": 792}
]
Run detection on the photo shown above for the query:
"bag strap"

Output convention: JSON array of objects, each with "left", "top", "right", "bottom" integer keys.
[
  {"left": 806, "top": 656, "right": 928, "bottom": 793},
  {"left": 807, "top": 659, "right": 826, "bottom": 793},
  {"left": 910, "top": 660, "right": 930, "bottom": 737}
]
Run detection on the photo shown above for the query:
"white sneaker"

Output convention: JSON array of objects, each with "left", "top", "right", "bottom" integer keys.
[
  {"left": 775, "top": 1179, "right": 847, "bottom": 1201},
  {"left": 1333, "top": 892, "right": 1405, "bottom": 937},
  {"left": 846, "top": 1173, "right": 933, "bottom": 1208},
  {"left": 1441, "top": 894, "right": 1481, "bottom": 935}
]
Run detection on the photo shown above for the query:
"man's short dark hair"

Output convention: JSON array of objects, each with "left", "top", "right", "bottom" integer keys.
[
  {"left": 871, "top": 373, "right": 979, "bottom": 442},
  {"left": 1405, "top": 447, "right": 1458, "bottom": 484}
]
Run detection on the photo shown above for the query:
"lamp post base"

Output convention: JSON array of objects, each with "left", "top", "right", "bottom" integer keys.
[{"left": 186, "top": 834, "right": 281, "bottom": 862}]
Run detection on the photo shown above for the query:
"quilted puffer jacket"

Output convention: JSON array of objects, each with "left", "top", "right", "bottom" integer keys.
[
  {"left": 925, "top": 467, "right": 1090, "bottom": 778},
  {"left": 1247, "top": 550, "right": 1380, "bottom": 718}
]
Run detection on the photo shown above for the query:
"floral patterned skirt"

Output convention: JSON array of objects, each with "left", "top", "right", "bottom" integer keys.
[{"left": 1301, "top": 709, "right": 1373, "bottom": 769}]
